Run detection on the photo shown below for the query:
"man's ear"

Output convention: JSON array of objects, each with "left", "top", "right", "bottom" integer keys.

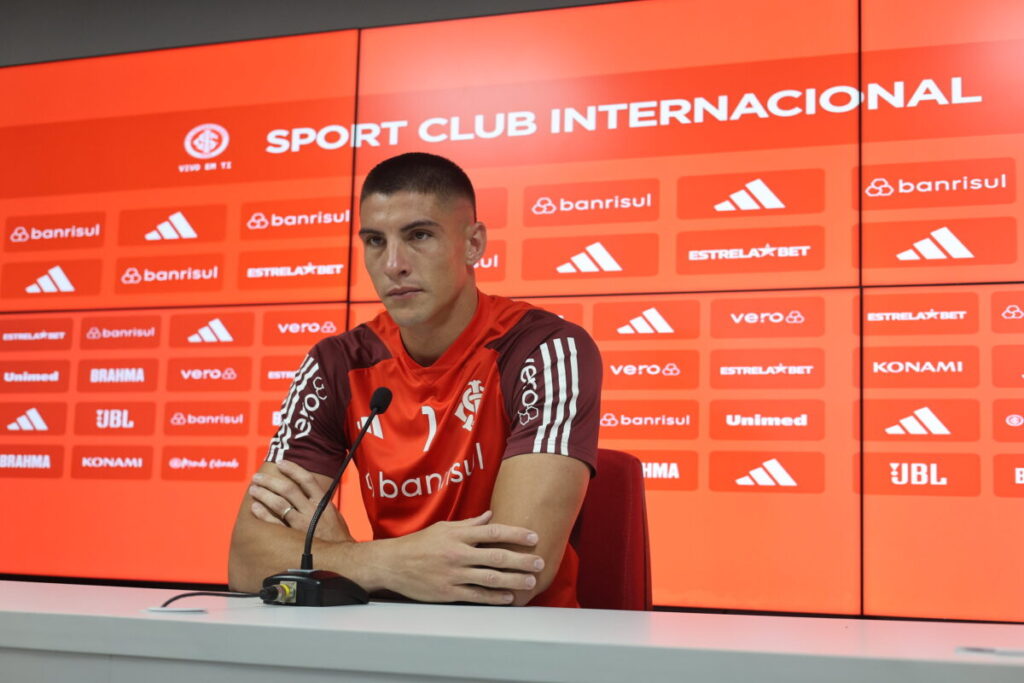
[{"left": 465, "top": 221, "right": 488, "bottom": 266}]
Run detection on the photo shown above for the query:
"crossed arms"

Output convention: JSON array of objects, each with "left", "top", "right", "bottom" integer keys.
[{"left": 228, "top": 451, "right": 589, "bottom": 606}]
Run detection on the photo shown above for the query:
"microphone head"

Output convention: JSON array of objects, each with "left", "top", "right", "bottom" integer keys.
[{"left": 369, "top": 387, "right": 393, "bottom": 414}]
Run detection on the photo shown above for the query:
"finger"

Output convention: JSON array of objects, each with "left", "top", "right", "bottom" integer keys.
[
  {"left": 250, "top": 500, "right": 284, "bottom": 526},
  {"left": 449, "top": 510, "right": 493, "bottom": 527},
  {"left": 249, "top": 484, "right": 294, "bottom": 520},
  {"left": 449, "top": 585, "right": 515, "bottom": 606},
  {"left": 466, "top": 546, "right": 545, "bottom": 573},
  {"left": 460, "top": 523, "right": 539, "bottom": 547},
  {"left": 461, "top": 568, "right": 537, "bottom": 592},
  {"left": 252, "top": 471, "right": 309, "bottom": 510},
  {"left": 276, "top": 460, "right": 327, "bottom": 500}
]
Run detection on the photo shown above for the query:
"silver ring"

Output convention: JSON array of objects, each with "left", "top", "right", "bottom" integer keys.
[{"left": 281, "top": 506, "right": 294, "bottom": 519}]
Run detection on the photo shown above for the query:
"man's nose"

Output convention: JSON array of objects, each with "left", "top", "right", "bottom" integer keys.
[{"left": 383, "top": 241, "right": 411, "bottom": 278}]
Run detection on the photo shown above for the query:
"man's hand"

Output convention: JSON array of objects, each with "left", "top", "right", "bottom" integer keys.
[
  {"left": 247, "top": 459, "right": 348, "bottom": 543},
  {"left": 382, "top": 510, "right": 545, "bottom": 605}
]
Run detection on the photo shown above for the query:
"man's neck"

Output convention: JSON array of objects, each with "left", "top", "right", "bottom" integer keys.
[{"left": 399, "top": 287, "right": 479, "bottom": 366}]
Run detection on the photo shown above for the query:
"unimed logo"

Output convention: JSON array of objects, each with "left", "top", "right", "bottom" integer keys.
[
  {"left": 862, "top": 346, "right": 978, "bottom": 388},
  {"left": 72, "top": 445, "right": 151, "bottom": 480},
  {"left": 598, "top": 400, "right": 698, "bottom": 440},
  {"left": 0, "top": 360, "right": 70, "bottom": 393},
  {"left": 0, "top": 317, "right": 73, "bottom": 351},
  {"left": 860, "top": 291, "right": 977, "bottom": 336},
  {"left": 524, "top": 179, "right": 658, "bottom": 226},
  {"left": 677, "top": 226, "right": 824, "bottom": 275},
  {"left": 166, "top": 357, "right": 251, "bottom": 391},
  {"left": 603, "top": 350, "right": 699, "bottom": 390},
  {"left": 710, "top": 296, "right": 825, "bottom": 338},
  {"left": 710, "top": 400, "right": 824, "bottom": 440},
  {"left": 165, "top": 401, "right": 249, "bottom": 435},
  {"left": 5, "top": 211, "right": 105, "bottom": 251},
  {"left": 711, "top": 348, "right": 824, "bottom": 389},
  {"left": 858, "top": 158, "right": 1015, "bottom": 210},
  {"left": 0, "top": 446, "right": 62, "bottom": 478}
]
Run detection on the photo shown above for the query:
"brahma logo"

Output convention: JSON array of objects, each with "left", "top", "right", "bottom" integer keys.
[
  {"left": 454, "top": 380, "right": 485, "bottom": 431},
  {"left": 637, "top": 451, "right": 698, "bottom": 491},
  {"left": 0, "top": 446, "right": 63, "bottom": 478},
  {"left": 184, "top": 123, "right": 230, "bottom": 159},
  {"left": 78, "top": 360, "right": 157, "bottom": 392}
]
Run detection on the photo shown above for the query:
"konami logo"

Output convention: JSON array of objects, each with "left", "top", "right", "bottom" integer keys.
[
  {"left": 114, "top": 255, "right": 223, "bottom": 294},
  {"left": 80, "top": 315, "right": 161, "bottom": 350},
  {"left": 598, "top": 400, "right": 698, "bottom": 440},
  {"left": 862, "top": 346, "right": 978, "bottom": 388},
  {"left": 118, "top": 205, "right": 226, "bottom": 245},
  {"left": 858, "top": 158, "right": 1014, "bottom": 210},
  {"left": 71, "top": 445, "right": 152, "bottom": 480},
  {"left": 166, "top": 357, "right": 251, "bottom": 391},
  {"left": 162, "top": 446, "right": 247, "bottom": 481},
  {"left": 169, "top": 311, "right": 254, "bottom": 347},
  {"left": 0, "top": 317, "right": 73, "bottom": 351},
  {"left": 165, "top": 402, "right": 249, "bottom": 435},
  {"left": 860, "top": 291, "right": 978, "bottom": 336},
  {"left": 5, "top": 211, "right": 105, "bottom": 251},
  {"left": 863, "top": 453, "right": 979, "bottom": 497},
  {"left": 709, "top": 451, "right": 824, "bottom": 493},
  {"left": 0, "top": 446, "right": 63, "bottom": 478},
  {"left": 73, "top": 402, "right": 156, "bottom": 436},
  {"left": 711, "top": 348, "right": 824, "bottom": 389},
  {"left": 523, "top": 179, "right": 658, "bottom": 226},
  {"left": 77, "top": 359, "right": 158, "bottom": 392},
  {"left": 677, "top": 226, "right": 824, "bottom": 275},
  {"left": 710, "top": 296, "right": 825, "bottom": 338},
  {"left": 602, "top": 350, "right": 698, "bottom": 391},
  {"left": 241, "top": 197, "right": 352, "bottom": 240},
  {"left": 0, "top": 361, "right": 70, "bottom": 393},
  {"left": 993, "top": 345, "right": 1024, "bottom": 388},
  {"left": 635, "top": 450, "right": 698, "bottom": 491},
  {"left": 262, "top": 309, "right": 344, "bottom": 346},
  {"left": 592, "top": 300, "right": 699, "bottom": 341},
  {"left": 710, "top": 400, "right": 824, "bottom": 440}
]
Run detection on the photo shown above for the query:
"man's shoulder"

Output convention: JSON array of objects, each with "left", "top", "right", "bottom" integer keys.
[
  {"left": 310, "top": 322, "right": 393, "bottom": 374},
  {"left": 485, "top": 301, "right": 596, "bottom": 370}
]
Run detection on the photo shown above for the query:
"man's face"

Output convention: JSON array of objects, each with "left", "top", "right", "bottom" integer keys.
[{"left": 358, "top": 190, "right": 484, "bottom": 329}]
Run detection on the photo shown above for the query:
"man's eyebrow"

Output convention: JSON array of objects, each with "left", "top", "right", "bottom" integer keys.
[{"left": 358, "top": 219, "right": 440, "bottom": 237}]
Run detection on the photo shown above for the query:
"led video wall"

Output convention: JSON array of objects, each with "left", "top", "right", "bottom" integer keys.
[{"left": 1, "top": 0, "right": 1021, "bottom": 622}]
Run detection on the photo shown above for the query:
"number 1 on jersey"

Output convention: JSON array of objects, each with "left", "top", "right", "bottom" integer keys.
[{"left": 420, "top": 405, "right": 437, "bottom": 452}]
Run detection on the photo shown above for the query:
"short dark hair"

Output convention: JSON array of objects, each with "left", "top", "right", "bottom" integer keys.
[{"left": 360, "top": 152, "right": 476, "bottom": 218}]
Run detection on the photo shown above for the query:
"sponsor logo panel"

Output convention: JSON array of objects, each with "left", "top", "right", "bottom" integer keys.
[
  {"left": 165, "top": 401, "right": 249, "bottom": 435},
  {"left": 861, "top": 399, "right": 979, "bottom": 441},
  {"left": 710, "top": 296, "right": 824, "bottom": 338},
  {"left": 710, "top": 400, "right": 825, "bottom": 440},
  {"left": 860, "top": 291, "right": 978, "bottom": 335},
  {"left": 1, "top": 260, "right": 102, "bottom": 298},
  {"left": 633, "top": 450, "right": 697, "bottom": 491},
  {"left": 994, "top": 454, "right": 1024, "bottom": 498},
  {"left": 602, "top": 350, "right": 699, "bottom": 390},
  {"left": 862, "top": 346, "right": 979, "bottom": 388},
  {"left": 0, "top": 360, "right": 70, "bottom": 392},
  {"left": 861, "top": 217, "right": 1015, "bottom": 268},
  {"left": 114, "top": 254, "right": 223, "bottom": 294},
  {"left": 533, "top": 302, "right": 585, "bottom": 327},
  {"left": 859, "top": 158, "right": 1015, "bottom": 209},
  {"left": 993, "top": 346, "right": 1024, "bottom": 388},
  {"left": 522, "top": 235, "right": 659, "bottom": 280},
  {"left": 592, "top": 300, "right": 699, "bottom": 340},
  {"left": 239, "top": 249, "right": 346, "bottom": 290},
  {"left": 71, "top": 445, "right": 152, "bottom": 480},
  {"left": 260, "top": 355, "right": 304, "bottom": 391},
  {"left": 474, "top": 241, "right": 505, "bottom": 282},
  {"left": 477, "top": 188, "right": 508, "bottom": 229},
  {"left": 262, "top": 309, "right": 344, "bottom": 346},
  {"left": 1, "top": 403, "right": 66, "bottom": 434},
  {"left": 77, "top": 359, "right": 158, "bottom": 392},
  {"left": 677, "top": 226, "right": 824, "bottom": 274},
  {"left": 166, "top": 357, "right": 252, "bottom": 391},
  {"left": 598, "top": 400, "right": 698, "bottom": 440},
  {"left": 677, "top": 169, "right": 824, "bottom": 218},
  {"left": 863, "top": 452, "right": 980, "bottom": 496},
  {"left": 169, "top": 311, "right": 254, "bottom": 347},
  {"left": 524, "top": 179, "right": 658, "bottom": 226},
  {"left": 118, "top": 205, "right": 226, "bottom": 245},
  {"left": 993, "top": 400, "right": 1024, "bottom": 442},
  {"left": 4, "top": 212, "right": 105, "bottom": 252},
  {"left": 0, "top": 445, "right": 63, "bottom": 478},
  {"left": 709, "top": 451, "right": 824, "bottom": 493},
  {"left": 162, "top": 446, "right": 247, "bottom": 481},
  {"left": 993, "top": 291, "right": 1024, "bottom": 333},
  {"left": 74, "top": 402, "right": 156, "bottom": 436},
  {"left": 0, "top": 317, "right": 73, "bottom": 350},
  {"left": 240, "top": 197, "right": 350, "bottom": 240},
  {"left": 259, "top": 400, "right": 283, "bottom": 437},
  {"left": 710, "top": 348, "right": 825, "bottom": 389},
  {"left": 80, "top": 315, "right": 161, "bottom": 350}
]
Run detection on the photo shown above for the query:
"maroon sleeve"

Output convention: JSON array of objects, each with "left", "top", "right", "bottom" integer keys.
[
  {"left": 264, "top": 342, "right": 348, "bottom": 479},
  {"left": 501, "top": 321, "right": 602, "bottom": 473}
]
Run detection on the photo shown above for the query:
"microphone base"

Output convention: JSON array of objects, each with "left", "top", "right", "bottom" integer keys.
[{"left": 262, "top": 569, "right": 370, "bottom": 607}]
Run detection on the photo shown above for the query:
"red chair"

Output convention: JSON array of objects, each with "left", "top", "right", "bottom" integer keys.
[{"left": 570, "top": 448, "right": 652, "bottom": 610}]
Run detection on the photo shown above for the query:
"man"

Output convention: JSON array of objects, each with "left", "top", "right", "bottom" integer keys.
[{"left": 229, "top": 153, "right": 601, "bottom": 607}]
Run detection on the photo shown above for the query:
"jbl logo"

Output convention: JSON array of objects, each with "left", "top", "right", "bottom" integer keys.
[
  {"left": 96, "top": 409, "right": 135, "bottom": 429},
  {"left": 890, "top": 462, "right": 947, "bottom": 486}
]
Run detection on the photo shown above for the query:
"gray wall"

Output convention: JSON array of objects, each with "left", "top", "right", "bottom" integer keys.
[{"left": 1, "top": 0, "right": 626, "bottom": 67}]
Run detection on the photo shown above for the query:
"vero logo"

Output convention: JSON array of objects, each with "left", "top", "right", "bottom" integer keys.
[{"left": 603, "top": 350, "right": 699, "bottom": 390}]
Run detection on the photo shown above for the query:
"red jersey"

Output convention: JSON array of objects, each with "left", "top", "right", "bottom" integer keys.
[{"left": 266, "top": 292, "right": 602, "bottom": 607}]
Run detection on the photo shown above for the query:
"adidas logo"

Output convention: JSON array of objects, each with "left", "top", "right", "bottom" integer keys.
[
  {"left": 617, "top": 308, "right": 675, "bottom": 334},
  {"left": 713, "top": 178, "right": 785, "bottom": 212},
  {"left": 896, "top": 226, "right": 974, "bottom": 261},
  {"left": 6, "top": 407, "right": 49, "bottom": 431},
  {"left": 25, "top": 265, "right": 75, "bottom": 294},
  {"left": 555, "top": 242, "right": 622, "bottom": 274},
  {"left": 357, "top": 415, "right": 383, "bottom": 439},
  {"left": 735, "top": 458, "right": 797, "bottom": 487},
  {"left": 884, "top": 406, "right": 951, "bottom": 435},
  {"left": 144, "top": 211, "right": 198, "bottom": 241},
  {"left": 187, "top": 318, "right": 234, "bottom": 343}
]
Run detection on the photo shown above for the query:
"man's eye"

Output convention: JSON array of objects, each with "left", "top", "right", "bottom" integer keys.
[
  {"left": 411, "top": 230, "right": 432, "bottom": 240},
  {"left": 364, "top": 236, "right": 384, "bottom": 247}
]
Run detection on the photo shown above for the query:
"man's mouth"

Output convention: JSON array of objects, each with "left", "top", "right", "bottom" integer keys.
[{"left": 387, "top": 287, "right": 422, "bottom": 299}]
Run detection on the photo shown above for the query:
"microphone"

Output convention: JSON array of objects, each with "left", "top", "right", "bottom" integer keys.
[{"left": 262, "top": 386, "right": 393, "bottom": 606}]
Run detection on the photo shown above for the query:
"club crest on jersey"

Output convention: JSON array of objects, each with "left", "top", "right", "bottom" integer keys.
[{"left": 455, "top": 379, "right": 485, "bottom": 431}]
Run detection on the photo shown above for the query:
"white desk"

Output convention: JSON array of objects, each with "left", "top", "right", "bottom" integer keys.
[{"left": 0, "top": 580, "right": 1021, "bottom": 682}]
